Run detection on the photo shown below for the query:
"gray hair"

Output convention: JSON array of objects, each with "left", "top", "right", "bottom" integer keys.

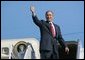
[{"left": 45, "top": 10, "right": 54, "bottom": 15}]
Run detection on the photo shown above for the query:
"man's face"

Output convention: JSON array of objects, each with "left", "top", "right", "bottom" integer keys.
[
  {"left": 46, "top": 11, "right": 53, "bottom": 22},
  {"left": 19, "top": 45, "right": 24, "bottom": 51}
]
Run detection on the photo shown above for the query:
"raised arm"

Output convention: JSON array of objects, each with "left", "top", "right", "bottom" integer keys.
[{"left": 30, "top": 5, "right": 42, "bottom": 27}]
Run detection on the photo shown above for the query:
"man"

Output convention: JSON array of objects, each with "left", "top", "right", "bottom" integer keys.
[
  {"left": 30, "top": 6, "right": 69, "bottom": 59},
  {"left": 18, "top": 44, "right": 26, "bottom": 59}
]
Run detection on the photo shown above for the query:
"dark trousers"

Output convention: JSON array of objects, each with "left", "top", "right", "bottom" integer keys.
[{"left": 40, "top": 39, "right": 59, "bottom": 59}]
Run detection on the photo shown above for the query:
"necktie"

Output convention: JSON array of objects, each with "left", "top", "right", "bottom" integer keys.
[{"left": 50, "top": 22, "right": 56, "bottom": 37}]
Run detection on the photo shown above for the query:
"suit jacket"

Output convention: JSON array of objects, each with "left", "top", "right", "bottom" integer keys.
[{"left": 32, "top": 15, "right": 67, "bottom": 51}]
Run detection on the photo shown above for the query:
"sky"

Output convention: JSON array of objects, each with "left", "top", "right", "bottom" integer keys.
[{"left": 1, "top": 1, "right": 84, "bottom": 47}]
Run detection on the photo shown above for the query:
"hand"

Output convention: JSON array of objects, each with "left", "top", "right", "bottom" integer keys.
[
  {"left": 30, "top": 5, "right": 35, "bottom": 13},
  {"left": 65, "top": 47, "right": 69, "bottom": 54}
]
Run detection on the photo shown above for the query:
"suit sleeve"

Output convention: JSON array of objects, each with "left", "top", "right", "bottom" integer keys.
[
  {"left": 57, "top": 26, "right": 67, "bottom": 49},
  {"left": 32, "top": 15, "right": 42, "bottom": 27}
]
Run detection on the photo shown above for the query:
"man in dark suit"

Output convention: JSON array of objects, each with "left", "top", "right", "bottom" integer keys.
[{"left": 30, "top": 6, "right": 69, "bottom": 59}]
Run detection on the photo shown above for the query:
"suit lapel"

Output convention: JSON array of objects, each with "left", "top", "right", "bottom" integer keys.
[
  {"left": 53, "top": 23, "right": 59, "bottom": 38},
  {"left": 44, "top": 21, "right": 53, "bottom": 36},
  {"left": 45, "top": 21, "right": 50, "bottom": 32}
]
